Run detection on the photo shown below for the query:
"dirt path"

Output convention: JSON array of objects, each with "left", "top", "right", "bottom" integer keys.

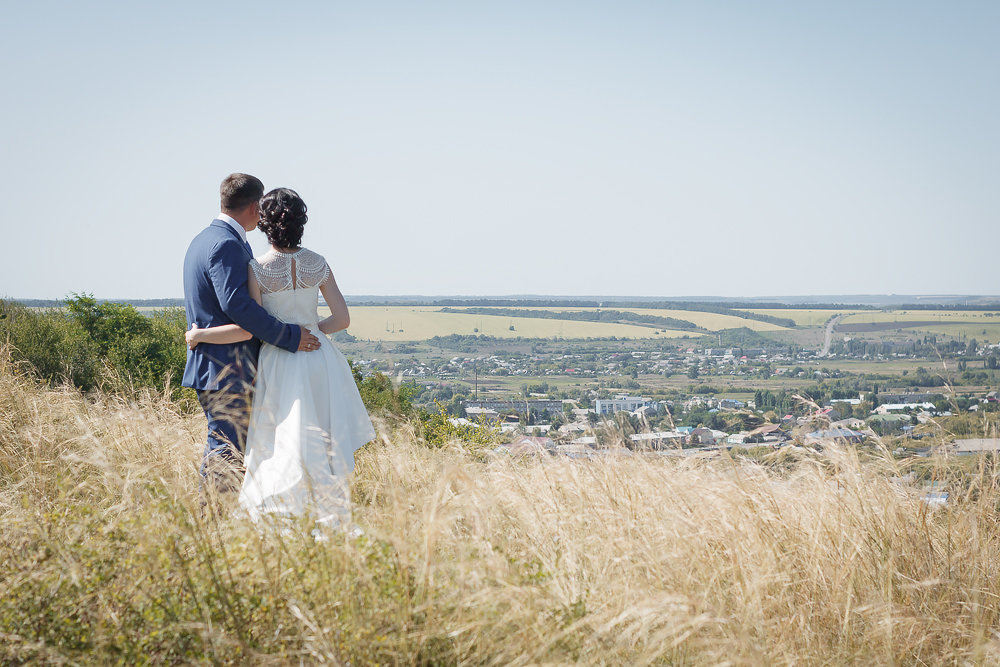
[{"left": 819, "top": 314, "right": 845, "bottom": 357}]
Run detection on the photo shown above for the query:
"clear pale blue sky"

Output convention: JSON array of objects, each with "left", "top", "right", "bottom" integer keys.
[{"left": 1, "top": 1, "right": 996, "bottom": 299}]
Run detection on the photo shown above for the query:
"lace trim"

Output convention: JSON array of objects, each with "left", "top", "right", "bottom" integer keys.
[{"left": 251, "top": 248, "right": 330, "bottom": 294}]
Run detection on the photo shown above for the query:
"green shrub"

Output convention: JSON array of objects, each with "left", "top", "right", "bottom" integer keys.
[
  {"left": 1, "top": 296, "right": 188, "bottom": 396},
  {"left": 64, "top": 294, "right": 188, "bottom": 395},
  {"left": 349, "top": 363, "right": 415, "bottom": 418},
  {"left": 0, "top": 299, "right": 99, "bottom": 389},
  {"left": 418, "top": 403, "right": 501, "bottom": 448}
]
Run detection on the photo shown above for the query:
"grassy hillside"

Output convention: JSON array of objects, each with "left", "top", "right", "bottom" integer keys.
[{"left": 4, "top": 347, "right": 1000, "bottom": 663}]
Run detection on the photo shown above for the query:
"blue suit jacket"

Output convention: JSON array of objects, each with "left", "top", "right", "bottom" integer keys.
[{"left": 181, "top": 219, "right": 301, "bottom": 392}]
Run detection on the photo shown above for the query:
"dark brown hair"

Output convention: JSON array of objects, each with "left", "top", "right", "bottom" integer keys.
[
  {"left": 258, "top": 188, "right": 308, "bottom": 248},
  {"left": 220, "top": 173, "right": 264, "bottom": 212}
]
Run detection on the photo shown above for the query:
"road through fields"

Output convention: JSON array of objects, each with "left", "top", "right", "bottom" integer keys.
[{"left": 819, "top": 314, "right": 845, "bottom": 357}]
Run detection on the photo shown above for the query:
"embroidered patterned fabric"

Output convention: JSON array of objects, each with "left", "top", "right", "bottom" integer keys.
[{"left": 250, "top": 248, "right": 330, "bottom": 294}]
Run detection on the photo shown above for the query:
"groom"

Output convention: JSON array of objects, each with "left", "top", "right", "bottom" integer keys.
[{"left": 182, "top": 173, "right": 320, "bottom": 489}]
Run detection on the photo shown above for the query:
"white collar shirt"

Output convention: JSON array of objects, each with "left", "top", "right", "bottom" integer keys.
[{"left": 217, "top": 213, "right": 248, "bottom": 245}]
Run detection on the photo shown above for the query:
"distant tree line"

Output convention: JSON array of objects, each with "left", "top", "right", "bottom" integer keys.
[
  {"left": 831, "top": 337, "right": 974, "bottom": 358},
  {"left": 14, "top": 298, "right": 185, "bottom": 308}
]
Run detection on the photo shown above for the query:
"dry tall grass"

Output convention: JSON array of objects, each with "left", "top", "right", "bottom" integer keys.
[{"left": 3, "top": 345, "right": 1000, "bottom": 664}]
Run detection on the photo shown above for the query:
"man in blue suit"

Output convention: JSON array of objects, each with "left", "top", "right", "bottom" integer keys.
[{"left": 182, "top": 173, "right": 320, "bottom": 489}]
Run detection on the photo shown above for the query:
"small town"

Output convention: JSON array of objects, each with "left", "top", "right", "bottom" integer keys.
[
  {"left": 340, "top": 333, "right": 1000, "bottom": 459},
  {"left": 456, "top": 390, "right": 999, "bottom": 459}
]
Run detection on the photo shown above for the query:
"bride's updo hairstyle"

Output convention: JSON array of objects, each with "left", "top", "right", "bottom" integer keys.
[{"left": 258, "top": 188, "right": 308, "bottom": 248}]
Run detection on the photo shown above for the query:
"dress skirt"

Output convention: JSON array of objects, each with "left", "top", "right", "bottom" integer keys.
[{"left": 238, "top": 330, "right": 376, "bottom": 525}]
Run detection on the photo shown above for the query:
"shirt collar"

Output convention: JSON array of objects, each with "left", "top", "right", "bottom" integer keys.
[{"left": 217, "top": 213, "right": 248, "bottom": 244}]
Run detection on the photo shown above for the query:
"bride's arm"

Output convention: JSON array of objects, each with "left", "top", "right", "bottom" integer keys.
[{"left": 318, "top": 274, "right": 350, "bottom": 334}]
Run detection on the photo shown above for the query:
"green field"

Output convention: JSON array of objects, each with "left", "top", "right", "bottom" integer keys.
[
  {"left": 906, "top": 323, "right": 1000, "bottom": 343},
  {"left": 836, "top": 310, "right": 1000, "bottom": 344},
  {"left": 796, "top": 359, "right": 957, "bottom": 375},
  {"left": 841, "top": 310, "right": 1000, "bottom": 324}
]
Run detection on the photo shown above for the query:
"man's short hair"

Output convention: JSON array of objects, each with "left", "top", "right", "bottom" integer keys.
[{"left": 220, "top": 173, "right": 264, "bottom": 212}]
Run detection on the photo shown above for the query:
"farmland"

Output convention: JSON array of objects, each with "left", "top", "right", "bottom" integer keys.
[
  {"left": 841, "top": 310, "right": 1000, "bottom": 324},
  {"left": 906, "top": 323, "right": 1000, "bottom": 343},
  {"left": 327, "top": 306, "right": 694, "bottom": 341},
  {"left": 459, "top": 306, "right": 791, "bottom": 331},
  {"left": 739, "top": 308, "right": 857, "bottom": 326},
  {"left": 323, "top": 305, "right": 794, "bottom": 342},
  {"left": 836, "top": 310, "right": 1000, "bottom": 344}
]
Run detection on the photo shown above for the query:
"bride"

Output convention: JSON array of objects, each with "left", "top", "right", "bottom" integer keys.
[{"left": 186, "top": 188, "right": 375, "bottom": 527}]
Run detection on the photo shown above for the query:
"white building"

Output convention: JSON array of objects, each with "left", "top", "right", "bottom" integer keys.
[
  {"left": 628, "top": 431, "right": 686, "bottom": 448},
  {"left": 594, "top": 394, "right": 651, "bottom": 415},
  {"left": 951, "top": 438, "right": 1000, "bottom": 454},
  {"left": 875, "top": 402, "right": 936, "bottom": 415},
  {"left": 466, "top": 406, "right": 499, "bottom": 420}
]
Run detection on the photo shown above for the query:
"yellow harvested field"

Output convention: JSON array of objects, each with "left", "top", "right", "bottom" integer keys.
[
  {"left": 460, "top": 306, "right": 789, "bottom": 332},
  {"left": 841, "top": 310, "right": 1000, "bottom": 325},
  {"left": 738, "top": 309, "right": 860, "bottom": 327},
  {"left": 321, "top": 306, "right": 694, "bottom": 341},
  {"left": 906, "top": 323, "right": 1000, "bottom": 344},
  {"left": 620, "top": 308, "right": 789, "bottom": 331}
]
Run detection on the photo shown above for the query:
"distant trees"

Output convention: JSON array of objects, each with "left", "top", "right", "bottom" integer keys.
[{"left": 752, "top": 389, "right": 795, "bottom": 416}]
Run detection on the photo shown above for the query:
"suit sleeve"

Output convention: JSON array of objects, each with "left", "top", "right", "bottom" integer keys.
[{"left": 207, "top": 240, "right": 301, "bottom": 352}]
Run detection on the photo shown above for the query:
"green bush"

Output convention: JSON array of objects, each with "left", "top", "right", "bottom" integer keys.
[
  {"left": 0, "top": 299, "right": 99, "bottom": 389},
  {"left": 346, "top": 361, "right": 499, "bottom": 448},
  {"left": 0, "top": 296, "right": 188, "bottom": 396},
  {"left": 418, "top": 403, "right": 501, "bottom": 448},
  {"left": 348, "top": 363, "right": 415, "bottom": 418}
]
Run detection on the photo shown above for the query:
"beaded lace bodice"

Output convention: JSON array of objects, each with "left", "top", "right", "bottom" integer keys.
[
  {"left": 250, "top": 248, "right": 331, "bottom": 328},
  {"left": 251, "top": 248, "right": 330, "bottom": 294}
]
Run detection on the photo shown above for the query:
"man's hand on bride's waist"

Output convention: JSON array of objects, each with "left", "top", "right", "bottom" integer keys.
[{"left": 297, "top": 326, "right": 321, "bottom": 352}]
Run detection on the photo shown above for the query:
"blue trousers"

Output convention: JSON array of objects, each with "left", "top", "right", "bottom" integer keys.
[{"left": 197, "top": 388, "right": 253, "bottom": 488}]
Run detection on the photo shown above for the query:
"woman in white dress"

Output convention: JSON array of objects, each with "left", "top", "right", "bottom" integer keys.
[{"left": 186, "top": 188, "right": 375, "bottom": 527}]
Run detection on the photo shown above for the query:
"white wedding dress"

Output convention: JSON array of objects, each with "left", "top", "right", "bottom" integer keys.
[{"left": 238, "top": 247, "right": 376, "bottom": 526}]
